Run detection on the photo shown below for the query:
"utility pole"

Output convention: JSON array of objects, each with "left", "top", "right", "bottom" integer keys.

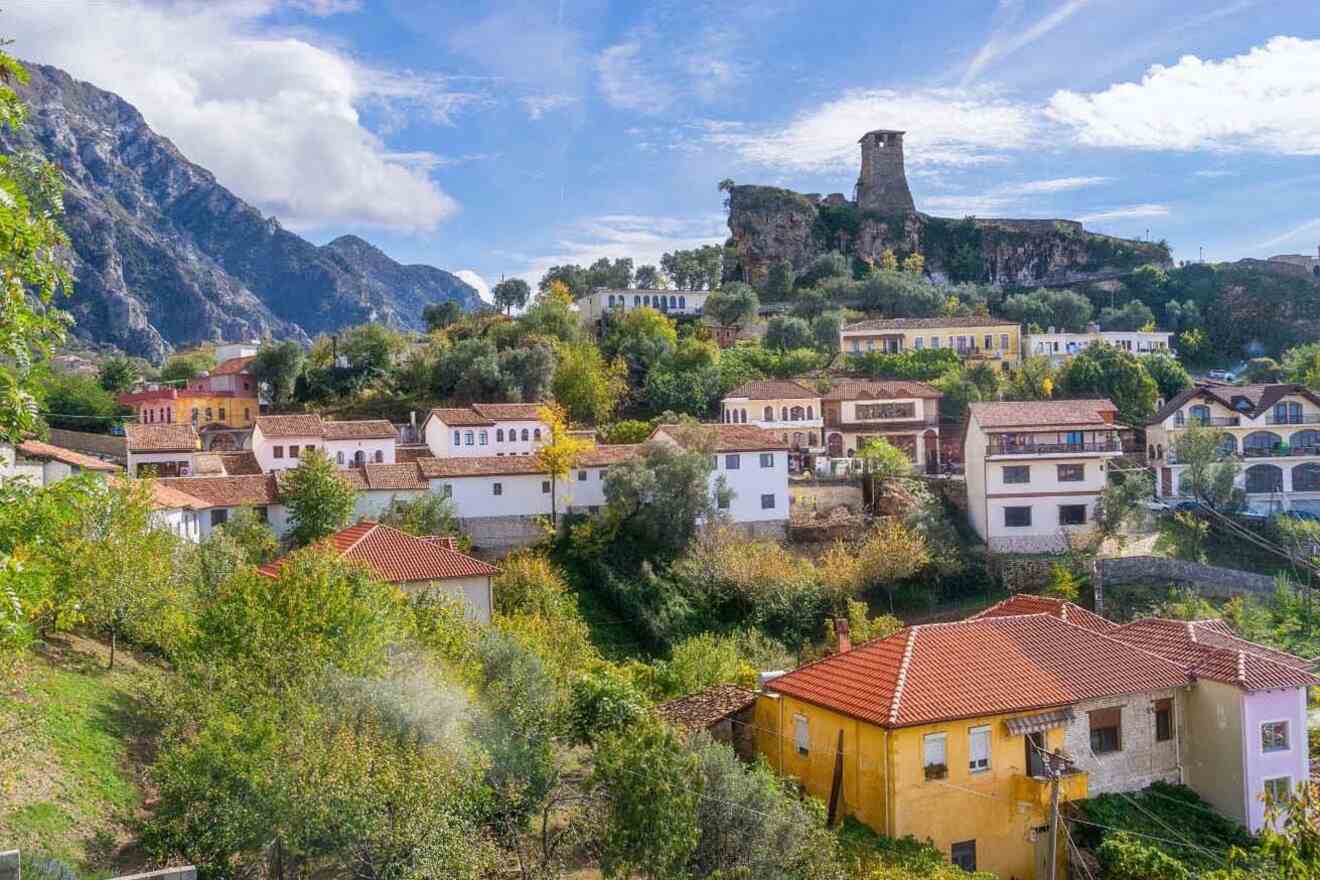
[{"left": 1044, "top": 748, "right": 1073, "bottom": 880}]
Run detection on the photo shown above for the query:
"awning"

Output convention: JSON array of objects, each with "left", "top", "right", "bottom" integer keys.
[{"left": 1004, "top": 709, "right": 1074, "bottom": 736}]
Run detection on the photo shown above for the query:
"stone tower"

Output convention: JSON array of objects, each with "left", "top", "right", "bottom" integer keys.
[{"left": 855, "top": 129, "right": 915, "bottom": 214}]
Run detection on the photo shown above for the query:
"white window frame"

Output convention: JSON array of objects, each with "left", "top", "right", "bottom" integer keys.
[
  {"left": 760, "top": 452, "right": 774, "bottom": 468},
  {"left": 793, "top": 714, "right": 809, "bottom": 755},
  {"left": 1261, "top": 719, "right": 1291, "bottom": 753},
  {"left": 1264, "top": 775, "right": 1292, "bottom": 803},
  {"left": 923, "top": 732, "right": 947, "bottom": 771},
  {"left": 968, "top": 725, "right": 991, "bottom": 773},
  {"left": 725, "top": 454, "right": 741, "bottom": 470}
]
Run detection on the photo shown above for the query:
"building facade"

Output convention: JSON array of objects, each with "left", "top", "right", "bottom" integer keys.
[
  {"left": 251, "top": 415, "right": 398, "bottom": 472},
  {"left": 720, "top": 379, "right": 824, "bottom": 459},
  {"left": 1024, "top": 327, "right": 1173, "bottom": 364},
  {"left": 421, "top": 404, "right": 549, "bottom": 458},
  {"left": 575, "top": 289, "right": 709, "bottom": 324},
  {"left": 650, "top": 424, "right": 791, "bottom": 537},
  {"left": 118, "top": 353, "right": 260, "bottom": 436},
  {"left": 0, "top": 439, "right": 120, "bottom": 486},
  {"left": 963, "top": 400, "right": 1122, "bottom": 553},
  {"left": 1147, "top": 383, "right": 1320, "bottom": 514},
  {"left": 124, "top": 424, "right": 203, "bottom": 477},
  {"left": 840, "top": 317, "right": 1021, "bottom": 372}
]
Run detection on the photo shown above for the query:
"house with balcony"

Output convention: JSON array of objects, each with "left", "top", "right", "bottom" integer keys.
[
  {"left": 963, "top": 399, "right": 1122, "bottom": 552},
  {"left": 575, "top": 288, "right": 709, "bottom": 325},
  {"left": 839, "top": 317, "right": 1021, "bottom": 372},
  {"left": 1024, "top": 325, "right": 1173, "bottom": 365},
  {"left": 124, "top": 423, "right": 202, "bottom": 477},
  {"left": 1147, "top": 383, "right": 1320, "bottom": 514},
  {"left": 753, "top": 608, "right": 1191, "bottom": 879},
  {"left": 118, "top": 352, "right": 260, "bottom": 450},
  {"left": 720, "top": 379, "right": 824, "bottom": 462}
]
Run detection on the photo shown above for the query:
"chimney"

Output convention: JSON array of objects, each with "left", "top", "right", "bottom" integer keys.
[
  {"left": 835, "top": 617, "right": 852, "bottom": 653},
  {"left": 409, "top": 410, "right": 417, "bottom": 429}
]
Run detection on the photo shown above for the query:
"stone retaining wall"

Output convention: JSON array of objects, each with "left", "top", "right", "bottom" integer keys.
[
  {"left": 790, "top": 482, "right": 864, "bottom": 514},
  {"left": 1093, "top": 555, "right": 1276, "bottom": 613}
]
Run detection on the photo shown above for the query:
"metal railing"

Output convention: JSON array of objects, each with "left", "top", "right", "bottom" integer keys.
[
  {"left": 1174, "top": 415, "right": 1240, "bottom": 427},
  {"left": 987, "top": 439, "right": 1121, "bottom": 456},
  {"left": 1242, "top": 445, "right": 1320, "bottom": 458},
  {"left": 1265, "top": 413, "right": 1320, "bottom": 425}
]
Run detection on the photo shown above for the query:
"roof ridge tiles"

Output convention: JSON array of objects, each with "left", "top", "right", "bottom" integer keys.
[{"left": 889, "top": 626, "right": 919, "bottom": 726}]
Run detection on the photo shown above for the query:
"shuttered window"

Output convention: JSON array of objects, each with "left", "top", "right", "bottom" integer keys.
[
  {"left": 1155, "top": 698, "right": 1173, "bottom": 742},
  {"left": 923, "top": 732, "right": 947, "bottom": 770},
  {"left": 1089, "top": 707, "right": 1122, "bottom": 753},
  {"left": 969, "top": 726, "right": 991, "bottom": 773},
  {"left": 793, "top": 715, "right": 809, "bottom": 755}
]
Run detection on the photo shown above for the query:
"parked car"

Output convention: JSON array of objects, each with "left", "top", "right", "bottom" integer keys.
[{"left": 1206, "top": 369, "right": 1235, "bottom": 382}]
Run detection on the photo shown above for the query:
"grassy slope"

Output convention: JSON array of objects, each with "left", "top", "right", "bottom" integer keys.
[{"left": 0, "top": 634, "right": 161, "bottom": 875}]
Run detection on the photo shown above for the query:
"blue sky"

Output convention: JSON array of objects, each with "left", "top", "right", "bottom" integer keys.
[{"left": 10, "top": 1, "right": 1320, "bottom": 298}]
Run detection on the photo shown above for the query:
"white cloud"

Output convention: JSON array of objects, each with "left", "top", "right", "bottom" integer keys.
[
  {"left": 1077, "top": 204, "right": 1170, "bottom": 223},
  {"left": 511, "top": 213, "right": 727, "bottom": 286},
  {"left": 1048, "top": 36, "right": 1320, "bottom": 155},
  {"left": 455, "top": 269, "right": 493, "bottom": 303},
  {"left": 596, "top": 40, "right": 674, "bottom": 114},
  {"left": 1193, "top": 169, "right": 1236, "bottom": 179},
  {"left": 707, "top": 87, "right": 1040, "bottom": 173},
  {"left": 288, "top": 0, "right": 361, "bottom": 14},
  {"left": 962, "top": 0, "right": 1092, "bottom": 85},
  {"left": 521, "top": 94, "right": 579, "bottom": 120},
  {"left": 923, "top": 176, "right": 1110, "bottom": 217},
  {"left": 7, "top": 1, "right": 478, "bottom": 232},
  {"left": 1007, "top": 176, "right": 1111, "bottom": 194}
]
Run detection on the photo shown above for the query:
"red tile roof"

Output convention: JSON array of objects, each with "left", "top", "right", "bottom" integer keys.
[
  {"left": 146, "top": 481, "right": 210, "bottom": 511},
  {"left": 17, "top": 439, "right": 120, "bottom": 472},
  {"left": 471, "top": 402, "right": 545, "bottom": 421},
  {"left": 255, "top": 414, "right": 323, "bottom": 437},
  {"left": 968, "top": 399, "right": 1118, "bottom": 429},
  {"left": 578, "top": 444, "right": 643, "bottom": 466},
  {"left": 157, "top": 474, "right": 280, "bottom": 507},
  {"left": 321, "top": 419, "right": 397, "bottom": 440},
  {"left": 821, "top": 379, "right": 943, "bottom": 401},
  {"left": 844, "top": 316, "right": 1018, "bottom": 331},
  {"left": 426, "top": 407, "right": 495, "bottom": 427},
  {"left": 416, "top": 455, "right": 547, "bottom": 478},
  {"left": 969, "top": 594, "right": 1118, "bottom": 634},
  {"left": 362, "top": 462, "right": 430, "bottom": 490},
  {"left": 124, "top": 423, "right": 201, "bottom": 452},
  {"left": 259, "top": 520, "right": 497, "bottom": 582},
  {"left": 192, "top": 451, "right": 263, "bottom": 476},
  {"left": 765, "top": 614, "right": 1190, "bottom": 728},
  {"left": 395, "top": 445, "right": 432, "bottom": 463},
  {"left": 651, "top": 423, "right": 789, "bottom": 452},
  {"left": 724, "top": 379, "right": 819, "bottom": 401},
  {"left": 211, "top": 355, "right": 255, "bottom": 376},
  {"left": 1110, "top": 618, "right": 1319, "bottom": 692}
]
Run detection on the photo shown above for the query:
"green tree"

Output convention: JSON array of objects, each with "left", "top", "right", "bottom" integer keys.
[
  {"left": 0, "top": 52, "right": 75, "bottom": 444},
  {"left": 551, "top": 341, "right": 628, "bottom": 424},
  {"left": 587, "top": 257, "right": 634, "bottom": 290},
  {"left": 797, "top": 252, "right": 850, "bottom": 288},
  {"left": 634, "top": 264, "right": 662, "bottom": 289},
  {"left": 1001, "top": 288, "right": 1094, "bottom": 332},
  {"left": 1095, "top": 469, "right": 1154, "bottom": 548},
  {"left": 338, "top": 323, "right": 405, "bottom": 375},
  {"left": 250, "top": 340, "right": 305, "bottom": 406},
  {"left": 497, "top": 342, "right": 557, "bottom": 402},
  {"left": 422, "top": 299, "right": 463, "bottom": 331},
  {"left": 1245, "top": 357, "right": 1283, "bottom": 384},
  {"left": 1282, "top": 341, "right": 1320, "bottom": 389},
  {"left": 704, "top": 283, "right": 759, "bottom": 327},
  {"left": 857, "top": 437, "right": 913, "bottom": 479},
  {"left": 281, "top": 449, "right": 355, "bottom": 547},
  {"left": 604, "top": 436, "right": 724, "bottom": 559},
  {"left": 214, "top": 508, "right": 280, "bottom": 565},
  {"left": 1169, "top": 424, "right": 1241, "bottom": 509},
  {"left": 159, "top": 350, "right": 217, "bottom": 386},
  {"left": 764, "top": 315, "right": 814, "bottom": 352},
  {"left": 1004, "top": 355, "right": 1058, "bottom": 401},
  {"left": 812, "top": 311, "right": 845, "bottom": 353},
  {"left": 1142, "top": 351, "right": 1193, "bottom": 402},
  {"left": 599, "top": 419, "right": 653, "bottom": 444},
  {"left": 434, "top": 337, "right": 503, "bottom": 401},
  {"left": 537, "top": 403, "right": 590, "bottom": 529},
  {"left": 1059, "top": 343, "right": 1159, "bottom": 424},
  {"left": 97, "top": 356, "right": 140, "bottom": 395},
  {"left": 539, "top": 264, "right": 590, "bottom": 300},
  {"left": 1100, "top": 299, "right": 1157, "bottom": 331},
  {"left": 493, "top": 278, "right": 532, "bottom": 314},
  {"left": 38, "top": 369, "right": 123, "bottom": 432},
  {"left": 791, "top": 286, "right": 831, "bottom": 321},
  {"left": 764, "top": 259, "right": 795, "bottom": 300},
  {"left": 378, "top": 493, "right": 459, "bottom": 538},
  {"left": 593, "top": 721, "right": 701, "bottom": 880},
  {"left": 602, "top": 308, "right": 678, "bottom": 382}
]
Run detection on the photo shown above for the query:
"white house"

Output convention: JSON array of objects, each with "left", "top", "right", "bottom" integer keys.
[
  {"left": 576, "top": 289, "right": 710, "bottom": 324},
  {"left": 339, "top": 462, "right": 432, "bottom": 522},
  {"left": 258, "top": 520, "right": 497, "bottom": 623},
  {"left": 650, "top": 423, "right": 791, "bottom": 538},
  {"left": 1147, "top": 383, "right": 1320, "bottom": 514},
  {"left": 420, "top": 403, "right": 548, "bottom": 458},
  {"left": 124, "top": 424, "right": 202, "bottom": 477},
  {"left": 0, "top": 439, "right": 120, "bottom": 486},
  {"left": 963, "top": 399, "right": 1123, "bottom": 553},
  {"left": 721, "top": 379, "right": 825, "bottom": 459},
  {"left": 252, "top": 414, "right": 398, "bottom": 472},
  {"left": 139, "top": 480, "right": 208, "bottom": 542},
  {"left": 157, "top": 474, "right": 288, "bottom": 540},
  {"left": 1024, "top": 326, "right": 1173, "bottom": 364},
  {"left": 322, "top": 419, "right": 397, "bottom": 467}
]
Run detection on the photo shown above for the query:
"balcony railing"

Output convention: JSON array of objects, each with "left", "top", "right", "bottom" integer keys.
[
  {"left": 988, "top": 439, "right": 1121, "bottom": 456},
  {"left": 1174, "top": 414, "right": 1240, "bottom": 427},
  {"left": 1265, "top": 413, "right": 1320, "bottom": 425},
  {"left": 1243, "top": 445, "right": 1320, "bottom": 459}
]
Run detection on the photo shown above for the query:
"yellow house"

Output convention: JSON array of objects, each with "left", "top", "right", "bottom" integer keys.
[
  {"left": 755, "top": 602, "right": 1189, "bottom": 879},
  {"left": 840, "top": 317, "right": 1021, "bottom": 372}
]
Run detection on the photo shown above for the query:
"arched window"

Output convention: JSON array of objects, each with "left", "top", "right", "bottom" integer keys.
[
  {"left": 521, "top": 428, "right": 530, "bottom": 441},
  {"left": 807, "top": 406, "right": 814, "bottom": 420},
  {"left": 534, "top": 428, "right": 542, "bottom": 440},
  {"left": 497, "top": 428, "right": 505, "bottom": 442},
  {"left": 608, "top": 294, "right": 615, "bottom": 307},
  {"left": 679, "top": 296, "right": 686, "bottom": 309},
  {"left": 1188, "top": 404, "right": 1210, "bottom": 425},
  {"left": 1244, "top": 431, "right": 1283, "bottom": 457},
  {"left": 809, "top": 432, "right": 818, "bottom": 446},
  {"left": 1292, "top": 430, "right": 1320, "bottom": 451},
  {"left": 634, "top": 295, "right": 641, "bottom": 306},
  {"left": 374, "top": 450, "right": 384, "bottom": 463},
  {"left": 763, "top": 406, "right": 773, "bottom": 421},
  {"left": 644, "top": 295, "right": 651, "bottom": 306},
  {"left": 1246, "top": 463, "right": 1284, "bottom": 494},
  {"left": 790, "top": 406, "right": 804, "bottom": 420},
  {"left": 354, "top": 450, "right": 366, "bottom": 465},
  {"left": 1294, "top": 463, "right": 1320, "bottom": 492},
  {"left": 1218, "top": 434, "right": 1237, "bottom": 457},
  {"left": 669, "top": 295, "right": 678, "bottom": 309},
  {"left": 781, "top": 406, "right": 789, "bottom": 420},
  {"left": 205, "top": 407, "right": 213, "bottom": 421},
  {"left": 218, "top": 407, "right": 226, "bottom": 422}
]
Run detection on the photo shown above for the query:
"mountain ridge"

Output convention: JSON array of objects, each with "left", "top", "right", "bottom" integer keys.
[{"left": 1, "top": 62, "right": 479, "bottom": 361}]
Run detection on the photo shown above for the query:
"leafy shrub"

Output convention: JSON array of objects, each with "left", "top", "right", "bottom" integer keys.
[{"left": 567, "top": 666, "right": 649, "bottom": 744}]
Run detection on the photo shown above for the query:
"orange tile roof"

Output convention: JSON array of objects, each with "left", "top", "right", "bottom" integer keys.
[
  {"left": 969, "top": 595, "right": 1118, "bottom": 634},
  {"left": 723, "top": 379, "right": 818, "bottom": 401},
  {"left": 395, "top": 445, "right": 432, "bottom": 463},
  {"left": 157, "top": 474, "right": 280, "bottom": 507},
  {"left": 426, "top": 407, "right": 494, "bottom": 427},
  {"left": 146, "top": 481, "right": 210, "bottom": 511},
  {"left": 259, "top": 521, "right": 497, "bottom": 582},
  {"left": 124, "top": 423, "right": 201, "bottom": 452},
  {"left": 651, "top": 423, "right": 789, "bottom": 452},
  {"left": 416, "top": 455, "right": 547, "bottom": 478},
  {"left": 765, "top": 614, "right": 1190, "bottom": 728},
  {"left": 362, "top": 462, "right": 430, "bottom": 490},
  {"left": 1109, "top": 618, "right": 1319, "bottom": 692},
  {"left": 844, "top": 316, "right": 1018, "bottom": 331},
  {"left": 821, "top": 378, "right": 943, "bottom": 401},
  {"left": 192, "top": 451, "right": 263, "bottom": 477},
  {"left": 968, "top": 399, "right": 1117, "bottom": 429},
  {"left": 321, "top": 419, "right": 397, "bottom": 440},
  {"left": 211, "top": 355, "right": 255, "bottom": 375},
  {"left": 471, "top": 402, "right": 545, "bottom": 421},
  {"left": 255, "top": 414, "right": 323, "bottom": 437},
  {"left": 17, "top": 439, "right": 120, "bottom": 472},
  {"left": 578, "top": 444, "right": 643, "bottom": 466}
]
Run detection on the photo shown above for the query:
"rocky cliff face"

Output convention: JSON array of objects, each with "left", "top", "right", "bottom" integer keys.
[
  {"left": 2, "top": 63, "right": 479, "bottom": 361},
  {"left": 726, "top": 185, "right": 1170, "bottom": 289}
]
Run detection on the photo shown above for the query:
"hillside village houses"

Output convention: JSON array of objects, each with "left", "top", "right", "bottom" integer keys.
[
  {"left": 752, "top": 595, "right": 1318, "bottom": 878},
  {"left": 839, "top": 316, "right": 1021, "bottom": 372},
  {"left": 574, "top": 288, "right": 710, "bottom": 325},
  {"left": 251, "top": 414, "right": 398, "bottom": 472},
  {"left": 117, "top": 342, "right": 261, "bottom": 451},
  {"left": 1023, "top": 324, "right": 1173, "bottom": 365},
  {"left": 420, "top": 403, "right": 550, "bottom": 457},
  {"left": 1147, "top": 382, "right": 1320, "bottom": 514},
  {"left": 963, "top": 399, "right": 1123, "bottom": 553}
]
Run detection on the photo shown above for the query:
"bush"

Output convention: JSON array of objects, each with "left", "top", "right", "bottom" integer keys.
[{"left": 567, "top": 666, "right": 649, "bottom": 744}]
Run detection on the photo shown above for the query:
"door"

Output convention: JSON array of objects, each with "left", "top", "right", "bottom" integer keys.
[
  {"left": 828, "top": 433, "right": 844, "bottom": 457},
  {"left": 1161, "top": 467, "right": 1173, "bottom": 497},
  {"left": 1026, "top": 732, "right": 1046, "bottom": 778}
]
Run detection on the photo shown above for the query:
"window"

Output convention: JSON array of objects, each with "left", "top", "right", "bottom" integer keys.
[
  {"left": 273, "top": 445, "right": 284, "bottom": 459},
  {"left": 336, "top": 451, "right": 345, "bottom": 465},
  {"left": 541, "top": 481, "right": 551, "bottom": 494},
  {"left": 453, "top": 430, "right": 461, "bottom": 446},
  {"left": 1001, "top": 334, "right": 1010, "bottom": 350},
  {"left": 1003, "top": 465, "right": 1030, "bottom": 484},
  {"left": 289, "top": 445, "right": 301, "bottom": 459},
  {"left": 793, "top": 715, "right": 809, "bottom": 755},
  {"left": 210, "top": 509, "right": 229, "bottom": 527},
  {"left": 577, "top": 470, "right": 587, "bottom": 481},
  {"left": 1262, "top": 720, "right": 1290, "bottom": 753},
  {"left": 479, "top": 431, "right": 488, "bottom": 446},
  {"left": 914, "top": 337, "right": 924, "bottom": 350},
  {"left": 534, "top": 428, "right": 542, "bottom": 440},
  {"left": 493, "top": 482, "right": 503, "bottom": 496},
  {"left": 923, "top": 733, "right": 947, "bottom": 778},
  {"left": 725, "top": 454, "right": 741, "bottom": 470},
  {"left": 968, "top": 726, "right": 990, "bottom": 773},
  {"left": 1059, "top": 505, "right": 1087, "bottom": 526},
  {"left": 218, "top": 407, "right": 226, "bottom": 422},
  {"left": 497, "top": 428, "right": 504, "bottom": 442},
  {"left": 374, "top": 450, "right": 384, "bottom": 463},
  {"left": 763, "top": 406, "right": 773, "bottom": 421},
  {"left": 441, "top": 484, "right": 452, "bottom": 499},
  {"left": 1265, "top": 776, "right": 1293, "bottom": 803},
  {"left": 931, "top": 336, "right": 941, "bottom": 349},
  {"left": 1004, "top": 506, "right": 1032, "bottom": 528},
  {"left": 205, "top": 407, "right": 213, "bottom": 421},
  {"left": 1057, "top": 463, "right": 1085, "bottom": 482},
  {"left": 760, "top": 453, "right": 774, "bottom": 468},
  {"left": 521, "top": 429, "right": 530, "bottom": 441},
  {"left": 1155, "top": 698, "right": 1173, "bottom": 742},
  {"left": 718, "top": 494, "right": 730, "bottom": 510},
  {"left": 191, "top": 407, "right": 199, "bottom": 424},
  {"left": 950, "top": 841, "right": 976, "bottom": 872},
  {"left": 464, "top": 431, "right": 474, "bottom": 446},
  {"left": 1089, "top": 707, "right": 1122, "bottom": 753},
  {"left": 984, "top": 334, "right": 993, "bottom": 349},
  {"left": 856, "top": 402, "right": 915, "bottom": 420},
  {"left": 244, "top": 408, "right": 251, "bottom": 421},
  {"left": 761, "top": 493, "right": 776, "bottom": 510},
  {"left": 781, "top": 406, "right": 789, "bottom": 421}
]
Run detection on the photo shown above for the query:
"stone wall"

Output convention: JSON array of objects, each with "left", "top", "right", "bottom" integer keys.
[
  {"left": 791, "top": 482, "right": 865, "bottom": 514},
  {"left": 459, "top": 515, "right": 547, "bottom": 552},
  {"left": 1092, "top": 556, "right": 1276, "bottom": 613},
  {"left": 1060, "top": 689, "right": 1182, "bottom": 795}
]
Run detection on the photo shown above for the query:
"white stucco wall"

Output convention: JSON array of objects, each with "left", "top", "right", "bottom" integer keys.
[
  {"left": 400, "top": 575, "right": 493, "bottom": 624},
  {"left": 712, "top": 450, "right": 789, "bottom": 524},
  {"left": 423, "top": 417, "right": 547, "bottom": 458},
  {"left": 252, "top": 429, "right": 323, "bottom": 472},
  {"left": 353, "top": 489, "right": 429, "bottom": 521},
  {"left": 325, "top": 437, "right": 396, "bottom": 468},
  {"left": 430, "top": 473, "right": 554, "bottom": 519},
  {"left": 1243, "top": 687, "right": 1310, "bottom": 832}
]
